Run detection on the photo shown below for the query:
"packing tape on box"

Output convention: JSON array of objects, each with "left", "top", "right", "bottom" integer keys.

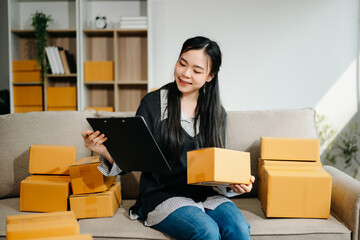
[
  {"left": 85, "top": 196, "right": 97, "bottom": 206},
  {"left": 11, "top": 214, "right": 73, "bottom": 224},
  {"left": 79, "top": 165, "right": 92, "bottom": 175},
  {"left": 83, "top": 183, "right": 95, "bottom": 192}
]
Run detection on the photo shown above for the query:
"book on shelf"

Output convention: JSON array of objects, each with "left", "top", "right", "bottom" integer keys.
[
  {"left": 120, "top": 16, "right": 148, "bottom": 29},
  {"left": 45, "top": 46, "right": 57, "bottom": 74},
  {"left": 53, "top": 46, "right": 65, "bottom": 75},
  {"left": 59, "top": 50, "right": 71, "bottom": 75},
  {"left": 45, "top": 46, "right": 76, "bottom": 75},
  {"left": 65, "top": 51, "right": 77, "bottom": 74},
  {"left": 120, "top": 16, "right": 148, "bottom": 21}
]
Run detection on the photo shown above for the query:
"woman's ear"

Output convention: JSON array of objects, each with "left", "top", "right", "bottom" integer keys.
[{"left": 206, "top": 73, "right": 215, "bottom": 83}]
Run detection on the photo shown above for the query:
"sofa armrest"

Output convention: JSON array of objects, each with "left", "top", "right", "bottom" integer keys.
[{"left": 324, "top": 165, "right": 360, "bottom": 240}]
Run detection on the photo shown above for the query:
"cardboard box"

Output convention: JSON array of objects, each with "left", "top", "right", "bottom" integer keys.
[
  {"left": 29, "top": 145, "right": 77, "bottom": 175},
  {"left": 13, "top": 71, "right": 41, "bottom": 83},
  {"left": 84, "top": 61, "right": 114, "bottom": 81},
  {"left": 69, "top": 182, "right": 121, "bottom": 219},
  {"left": 7, "top": 211, "right": 79, "bottom": 240},
  {"left": 14, "top": 86, "right": 43, "bottom": 106},
  {"left": 14, "top": 106, "right": 43, "bottom": 113},
  {"left": 20, "top": 175, "right": 71, "bottom": 212},
  {"left": 187, "top": 147, "right": 251, "bottom": 186},
  {"left": 12, "top": 60, "right": 38, "bottom": 71},
  {"left": 47, "top": 87, "right": 77, "bottom": 107},
  {"left": 257, "top": 158, "right": 323, "bottom": 201},
  {"left": 261, "top": 137, "right": 320, "bottom": 161},
  {"left": 84, "top": 106, "right": 114, "bottom": 112},
  {"left": 26, "top": 234, "right": 93, "bottom": 240},
  {"left": 69, "top": 156, "right": 115, "bottom": 194},
  {"left": 261, "top": 167, "right": 332, "bottom": 218}
]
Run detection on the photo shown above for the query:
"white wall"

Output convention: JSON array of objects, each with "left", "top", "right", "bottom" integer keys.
[{"left": 148, "top": 0, "right": 359, "bottom": 122}]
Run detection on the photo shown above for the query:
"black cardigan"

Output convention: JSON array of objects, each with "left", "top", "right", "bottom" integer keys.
[{"left": 132, "top": 85, "right": 226, "bottom": 220}]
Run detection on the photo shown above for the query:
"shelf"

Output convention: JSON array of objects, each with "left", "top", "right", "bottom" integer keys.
[
  {"left": 84, "top": 81, "right": 114, "bottom": 85},
  {"left": 117, "top": 80, "right": 147, "bottom": 85},
  {"left": 13, "top": 82, "right": 43, "bottom": 86},
  {"left": 12, "top": 29, "right": 76, "bottom": 37},
  {"left": 83, "top": 29, "right": 147, "bottom": 37},
  {"left": 83, "top": 29, "right": 115, "bottom": 37},
  {"left": 47, "top": 74, "right": 77, "bottom": 78}
]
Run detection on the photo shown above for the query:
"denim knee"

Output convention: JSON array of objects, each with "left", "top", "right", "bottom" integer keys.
[
  {"left": 222, "top": 220, "right": 250, "bottom": 240},
  {"left": 191, "top": 220, "right": 221, "bottom": 240}
]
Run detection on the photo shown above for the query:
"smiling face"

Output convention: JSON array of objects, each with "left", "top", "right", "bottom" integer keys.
[{"left": 174, "top": 49, "right": 214, "bottom": 98}]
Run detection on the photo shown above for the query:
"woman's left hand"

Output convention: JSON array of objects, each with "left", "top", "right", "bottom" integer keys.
[{"left": 230, "top": 175, "right": 255, "bottom": 194}]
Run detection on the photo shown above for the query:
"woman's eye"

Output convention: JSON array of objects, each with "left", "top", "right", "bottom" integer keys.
[
  {"left": 194, "top": 70, "right": 201, "bottom": 74},
  {"left": 179, "top": 62, "right": 185, "bottom": 67}
]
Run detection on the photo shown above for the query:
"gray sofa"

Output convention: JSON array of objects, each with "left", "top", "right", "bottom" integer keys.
[{"left": 0, "top": 108, "right": 358, "bottom": 240}]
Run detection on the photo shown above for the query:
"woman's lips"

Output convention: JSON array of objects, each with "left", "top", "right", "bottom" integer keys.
[{"left": 178, "top": 77, "right": 191, "bottom": 86}]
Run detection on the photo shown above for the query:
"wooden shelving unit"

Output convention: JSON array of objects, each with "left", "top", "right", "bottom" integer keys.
[
  {"left": 8, "top": 0, "right": 148, "bottom": 113},
  {"left": 82, "top": 28, "right": 147, "bottom": 112}
]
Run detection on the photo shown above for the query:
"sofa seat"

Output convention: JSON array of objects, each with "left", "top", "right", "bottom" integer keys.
[{"left": 0, "top": 197, "right": 350, "bottom": 240}]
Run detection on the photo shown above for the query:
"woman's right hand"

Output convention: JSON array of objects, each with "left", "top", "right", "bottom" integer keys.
[{"left": 81, "top": 130, "right": 114, "bottom": 164}]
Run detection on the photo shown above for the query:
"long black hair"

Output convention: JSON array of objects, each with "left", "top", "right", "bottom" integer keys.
[{"left": 161, "top": 36, "right": 225, "bottom": 167}]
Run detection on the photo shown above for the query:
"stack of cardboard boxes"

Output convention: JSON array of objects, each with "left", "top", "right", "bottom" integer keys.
[
  {"left": 69, "top": 156, "right": 121, "bottom": 219},
  {"left": 20, "top": 145, "right": 76, "bottom": 212},
  {"left": 258, "top": 137, "right": 332, "bottom": 218},
  {"left": 14, "top": 144, "right": 122, "bottom": 239},
  {"left": 12, "top": 60, "right": 43, "bottom": 113},
  {"left": 20, "top": 145, "right": 121, "bottom": 219}
]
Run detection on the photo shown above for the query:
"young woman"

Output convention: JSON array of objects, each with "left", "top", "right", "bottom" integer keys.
[{"left": 82, "top": 36, "right": 255, "bottom": 240}]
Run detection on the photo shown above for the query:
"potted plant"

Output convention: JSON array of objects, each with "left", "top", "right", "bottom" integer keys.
[{"left": 31, "top": 10, "right": 53, "bottom": 83}]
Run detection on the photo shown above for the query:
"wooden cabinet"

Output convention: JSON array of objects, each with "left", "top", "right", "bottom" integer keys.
[
  {"left": 8, "top": 0, "right": 148, "bottom": 113},
  {"left": 82, "top": 29, "right": 147, "bottom": 111}
]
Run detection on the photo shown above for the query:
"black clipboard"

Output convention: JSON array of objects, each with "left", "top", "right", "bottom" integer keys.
[{"left": 86, "top": 116, "right": 172, "bottom": 173}]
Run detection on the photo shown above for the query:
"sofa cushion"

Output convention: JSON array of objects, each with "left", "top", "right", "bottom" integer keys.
[
  {"left": 226, "top": 108, "right": 318, "bottom": 197},
  {"left": 0, "top": 110, "right": 95, "bottom": 199},
  {"left": 77, "top": 198, "right": 351, "bottom": 240},
  {"left": 0, "top": 198, "right": 350, "bottom": 240}
]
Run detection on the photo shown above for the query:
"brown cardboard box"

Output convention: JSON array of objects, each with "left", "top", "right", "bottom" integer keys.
[
  {"left": 47, "top": 87, "right": 77, "bottom": 108},
  {"left": 13, "top": 71, "right": 41, "bottom": 83},
  {"left": 29, "top": 145, "right": 76, "bottom": 175},
  {"left": 27, "top": 234, "right": 93, "bottom": 240},
  {"left": 261, "top": 137, "right": 320, "bottom": 161},
  {"left": 257, "top": 158, "right": 323, "bottom": 201},
  {"left": 20, "top": 175, "right": 71, "bottom": 212},
  {"left": 84, "top": 106, "right": 114, "bottom": 112},
  {"left": 69, "top": 182, "right": 121, "bottom": 219},
  {"left": 13, "top": 86, "right": 43, "bottom": 106},
  {"left": 84, "top": 61, "right": 114, "bottom": 81},
  {"left": 7, "top": 211, "right": 79, "bottom": 240},
  {"left": 187, "top": 147, "right": 251, "bottom": 186},
  {"left": 261, "top": 167, "right": 332, "bottom": 218},
  {"left": 69, "top": 156, "right": 115, "bottom": 194},
  {"left": 12, "top": 60, "right": 38, "bottom": 71}
]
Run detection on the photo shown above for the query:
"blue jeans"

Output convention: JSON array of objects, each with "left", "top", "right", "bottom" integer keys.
[{"left": 151, "top": 202, "right": 251, "bottom": 240}]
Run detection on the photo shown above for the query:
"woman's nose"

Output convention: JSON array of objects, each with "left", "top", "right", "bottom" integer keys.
[{"left": 182, "top": 67, "right": 191, "bottom": 78}]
